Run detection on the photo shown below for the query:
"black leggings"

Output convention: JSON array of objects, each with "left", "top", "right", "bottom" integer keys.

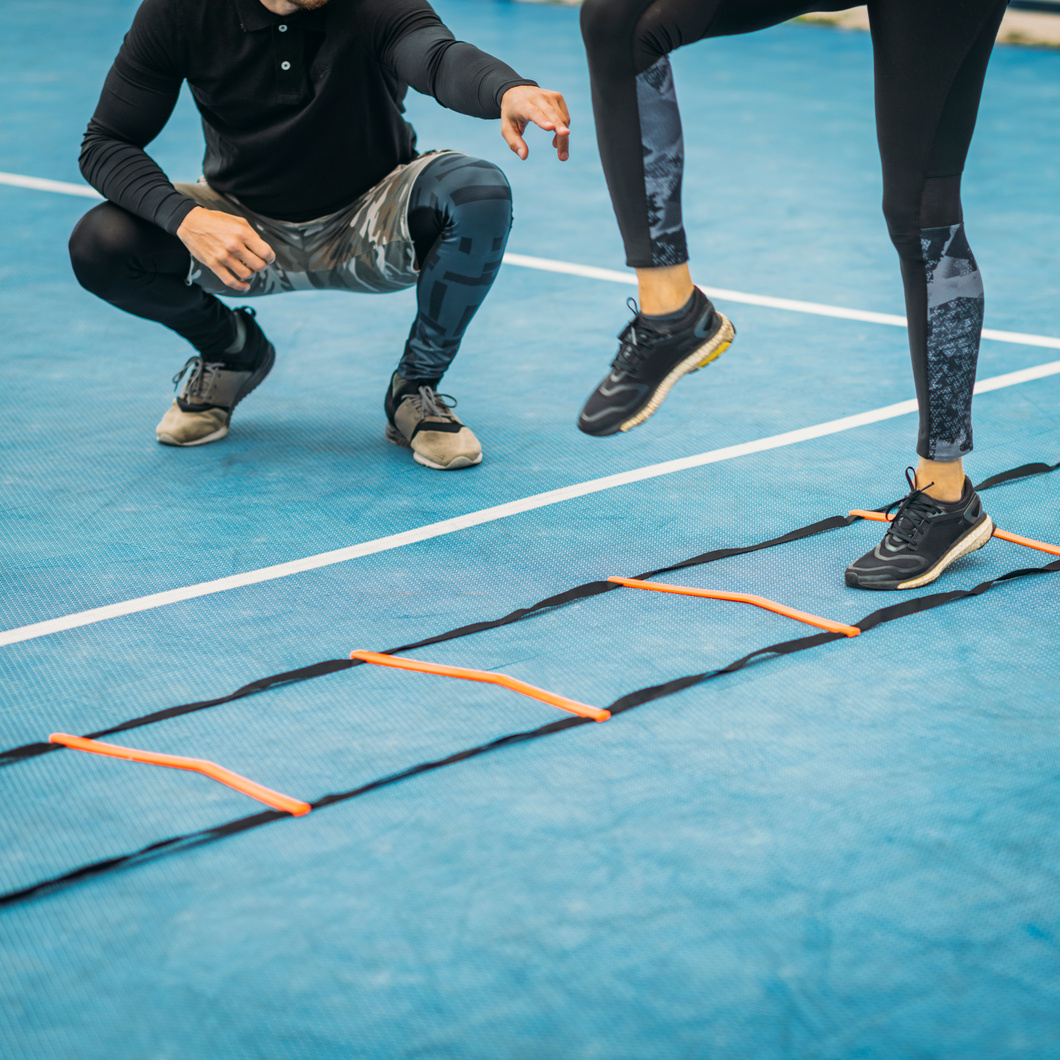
[
  {"left": 68, "top": 154, "right": 513, "bottom": 383},
  {"left": 581, "top": 0, "right": 1008, "bottom": 461}
]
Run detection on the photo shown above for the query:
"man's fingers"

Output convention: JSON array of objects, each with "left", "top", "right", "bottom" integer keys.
[
  {"left": 525, "top": 103, "right": 570, "bottom": 139},
  {"left": 230, "top": 243, "right": 270, "bottom": 274},
  {"left": 500, "top": 116, "right": 529, "bottom": 160},
  {"left": 498, "top": 87, "right": 572, "bottom": 162},
  {"left": 224, "top": 255, "right": 255, "bottom": 282},
  {"left": 240, "top": 225, "right": 275, "bottom": 266},
  {"left": 212, "top": 262, "right": 250, "bottom": 292},
  {"left": 229, "top": 222, "right": 273, "bottom": 271}
]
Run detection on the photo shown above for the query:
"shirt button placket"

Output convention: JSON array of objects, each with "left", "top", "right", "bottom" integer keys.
[{"left": 276, "top": 22, "right": 298, "bottom": 97}]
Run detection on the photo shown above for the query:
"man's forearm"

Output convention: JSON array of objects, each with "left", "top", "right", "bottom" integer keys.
[
  {"left": 390, "top": 29, "right": 537, "bottom": 119},
  {"left": 80, "top": 121, "right": 197, "bottom": 234}
]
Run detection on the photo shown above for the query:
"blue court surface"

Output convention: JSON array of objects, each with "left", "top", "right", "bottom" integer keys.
[{"left": 2, "top": 2, "right": 1060, "bottom": 1056}]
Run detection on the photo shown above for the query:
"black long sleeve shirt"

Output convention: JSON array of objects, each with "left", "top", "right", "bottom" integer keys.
[{"left": 79, "top": 0, "right": 536, "bottom": 232}]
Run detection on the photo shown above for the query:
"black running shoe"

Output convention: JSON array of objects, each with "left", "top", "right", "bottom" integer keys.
[
  {"left": 845, "top": 471, "right": 994, "bottom": 591},
  {"left": 577, "top": 289, "right": 735, "bottom": 437}
]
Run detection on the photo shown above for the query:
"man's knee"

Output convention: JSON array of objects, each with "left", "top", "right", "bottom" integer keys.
[
  {"left": 438, "top": 157, "right": 513, "bottom": 234},
  {"left": 68, "top": 202, "right": 143, "bottom": 295},
  {"left": 409, "top": 156, "right": 512, "bottom": 269}
]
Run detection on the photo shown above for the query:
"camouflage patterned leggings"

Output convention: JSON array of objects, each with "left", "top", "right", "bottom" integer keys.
[
  {"left": 68, "top": 151, "right": 513, "bottom": 383},
  {"left": 580, "top": 0, "right": 1009, "bottom": 460}
]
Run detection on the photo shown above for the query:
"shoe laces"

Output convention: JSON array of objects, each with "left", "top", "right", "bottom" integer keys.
[
  {"left": 612, "top": 298, "right": 666, "bottom": 371},
  {"left": 172, "top": 357, "right": 221, "bottom": 402},
  {"left": 401, "top": 385, "right": 458, "bottom": 420},
  {"left": 882, "top": 468, "right": 941, "bottom": 548}
]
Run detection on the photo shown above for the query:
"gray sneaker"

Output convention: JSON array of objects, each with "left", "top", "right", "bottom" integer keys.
[
  {"left": 384, "top": 373, "right": 482, "bottom": 470},
  {"left": 156, "top": 308, "right": 275, "bottom": 447}
]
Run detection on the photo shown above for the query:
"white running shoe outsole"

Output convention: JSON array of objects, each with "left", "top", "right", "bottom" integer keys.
[{"left": 895, "top": 515, "right": 995, "bottom": 590}]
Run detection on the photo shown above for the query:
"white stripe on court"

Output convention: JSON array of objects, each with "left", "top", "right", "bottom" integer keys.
[
  {"left": 3, "top": 358, "right": 1060, "bottom": 650},
  {"left": 501, "top": 253, "right": 1060, "bottom": 352},
  {"left": 4, "top": 169, "right": 1058, "bottom": 350},
  {"left": 3, "top": 170, "right": 1059, "bottom": 648},
  {"left": 0, "top": 170, "right": 103, "bottom": 199}
]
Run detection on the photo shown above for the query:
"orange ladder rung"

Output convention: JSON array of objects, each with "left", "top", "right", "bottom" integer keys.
[
  {"left": 849, "top": 509, "right": 1060, "bottom": 557},
  {"left": 49, "top": 733, "right": 312, "bottom": 816},
  {"left": 607, "top": 577, "right": 861, "bottom": 637},
  {"left": 349, "top": 651, "right": 610, "bottom": 722}
]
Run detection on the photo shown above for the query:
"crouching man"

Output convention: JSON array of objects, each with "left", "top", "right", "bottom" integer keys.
[{"left": 70, "top": 0, "right": 570, "bottom": 469}]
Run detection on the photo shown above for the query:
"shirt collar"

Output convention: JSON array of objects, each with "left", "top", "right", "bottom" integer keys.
[{"left": 232, "top": 0, "right": 327, "bottom": 33}]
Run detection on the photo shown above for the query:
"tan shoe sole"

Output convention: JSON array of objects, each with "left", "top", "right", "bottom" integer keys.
[
  {"left": 156, "top": 402, "right": 230, "bottom": 447},
  {"left": 385, "top": 423, "right": 483, "bottom": 470}
]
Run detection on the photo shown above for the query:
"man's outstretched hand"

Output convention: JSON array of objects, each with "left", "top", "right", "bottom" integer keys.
[
  {"left": 500, "top": 86, "right": 570, "bottom": 162},
  {"left": 176, "top": 206, "right": 276, "bottom": 292}
]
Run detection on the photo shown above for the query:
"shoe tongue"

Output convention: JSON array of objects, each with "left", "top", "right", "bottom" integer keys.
[
  {"left": 395, "top": 375, "right": 440, "bottom": 400},
  {"left": 889, "top": 490, "right": 940, "bottom": 540}
]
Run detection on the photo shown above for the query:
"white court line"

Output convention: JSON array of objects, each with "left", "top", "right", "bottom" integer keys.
[
  {"left": 2, "top": 171, "right": 1059, "bottom": 648},
  {"left": 3, "top": 169, "right": 1058, "bottom": 350},
  {"left": 0, "top": 170, "right": 103, "bottom": 199},
  {"left": 502, "top": 253, "right": 1060, "bottom": 352},
  {"left": 4, "top": 357, "right": 1060, "bottom": 649}
]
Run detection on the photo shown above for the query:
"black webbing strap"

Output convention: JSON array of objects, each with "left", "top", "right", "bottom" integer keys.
[
  {"left": 0, "top": 515, "right": 856, "bottom": 769},
  {"left": 2, "top": 457, "right": 1055, "bottom": 771},
  {"left": 4, "top": 552, "right": 1058, "bottom": 909},
  {"left": 975, "top": 460, "right": 1060, "bottom": 493},
  {"left": 0, "top": 659, "right": 359, "bottom": 766}
]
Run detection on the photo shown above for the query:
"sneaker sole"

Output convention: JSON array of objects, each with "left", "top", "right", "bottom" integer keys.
[
  {"left": 157, "top": 424, "right": 230, "bottom": 447},
  {"left": 618, "top": 313, "right": 735, "bottom": 433},
  {"left": 385, "top": 423, "right": 482, "bottom": 470},
  {"left": 158, "top": 341, "right": 276, "bottom": 448},
  {"left": 894, "top": 514, "right": 995, "bottom": 590}
]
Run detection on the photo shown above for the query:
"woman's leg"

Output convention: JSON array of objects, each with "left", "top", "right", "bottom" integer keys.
[
  {"left": 580, "top": 0, "right": 834, "bottom": 284},
  {"left": 577, "top": 0, "right": 817, "bottom": 435},
  {"left": 869, "top": 0, "right": 1008, "bottom": 498},
  {"left": 845, "top": 0, "right": 1008, "bottom": 590}
]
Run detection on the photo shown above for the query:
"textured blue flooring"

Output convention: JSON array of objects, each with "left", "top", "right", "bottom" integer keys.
[{"left": 2, "top": 3, "right": 1060, "bottom": 1058}]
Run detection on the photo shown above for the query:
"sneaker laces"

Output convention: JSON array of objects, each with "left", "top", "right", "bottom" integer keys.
[
  {"left": 402, "top": 385, "right": 458, "bottom": 420},
  {"left": 612, "top": 298, "right": 666, "bottom": 371},
  {"left": 882, "top": 468, "right": 941, "bottom": 548},
  {"left": 172, "top": 357, "right": 222, "bottom": 403}
]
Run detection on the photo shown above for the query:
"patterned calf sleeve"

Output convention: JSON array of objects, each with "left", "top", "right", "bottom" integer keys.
[
  {"left": 636, "top": 57, "right": 688, "bottom": 268},
  {"left": 400, "top": 155, "right": 513, "bottom": 381},
  {"left": 921, "top": 223, "right": 984, "bottom": 461}
]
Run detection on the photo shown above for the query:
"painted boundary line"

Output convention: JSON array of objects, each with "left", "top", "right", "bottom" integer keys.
[
  {"left": 0, "top": 171, "right": 103, "bottom": 199},
  {"left": 1, "top": 170, "right": 1059, "bottom": 648},
  {"left": 501, "top": 253, "right": 1060, "bottom": 352},
  {"left": 4, "top": 170, "right": 1059, "bottom": 351},
  {"left": 4, "top": 356, "right": 1060, "bottom": 649}
]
